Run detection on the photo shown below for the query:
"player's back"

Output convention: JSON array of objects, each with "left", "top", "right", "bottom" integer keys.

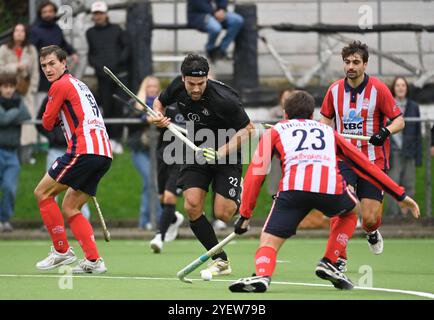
[{"left": 272, "top": 119, "right": 344, "bottom": 195}]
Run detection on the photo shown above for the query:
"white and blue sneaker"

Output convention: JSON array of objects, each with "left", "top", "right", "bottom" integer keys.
[
  {"left": 72, "top": 258, "right": 107, "bottom": 274},
  {"left": 229, "top": 275, "right": 271, "bottom": 293},
  {"left": 36, "top": 246, "right": 77, "bottom": 270}
]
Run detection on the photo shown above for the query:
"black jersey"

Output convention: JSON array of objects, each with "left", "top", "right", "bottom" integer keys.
[
  {"left": 157, "top": 102, "right": 186, "bottom": 151},
  {"left": 159, "top": 76, "right": 251, "bottom": 150}
]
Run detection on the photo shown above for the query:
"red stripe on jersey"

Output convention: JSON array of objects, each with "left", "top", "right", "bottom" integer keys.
[
  {"left": 361, "top": 81, "right": 372, "bottom": 139},
  {"left": 100, "top": 131, "right": 108, "bottom": 156},
  {"left": 319, "top": 165, "right": 329, "bottom": 193},
  {"left": 288, "top": 165, "right": 297, "bottom": 190},
  {"left": 337, "top": 81, "right": 345, "bottom": 132},
  {"left": 303, "top": 164, "right": 313, "bottom": 191},
  {"left": 90, "top": 129, "right": 100, "bottom": 154}
]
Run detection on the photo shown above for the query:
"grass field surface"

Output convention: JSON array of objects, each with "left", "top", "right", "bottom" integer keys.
[{"left": 0, "top": 238, "right": 433, "bottom": 300}]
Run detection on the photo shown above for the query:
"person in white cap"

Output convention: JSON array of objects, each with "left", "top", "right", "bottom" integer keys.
[{"left": 86, "top": 1, "right": 130, "bottom": 154}]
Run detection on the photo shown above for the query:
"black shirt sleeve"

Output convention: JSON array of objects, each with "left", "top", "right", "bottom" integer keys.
[{"left": 159, "top": 76, "right": 184, "bottom": 107}]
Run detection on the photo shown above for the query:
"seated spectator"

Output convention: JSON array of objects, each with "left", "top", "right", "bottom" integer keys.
[
  {"left": 0, "top": 23, "right": 40, "bottom": 164},
  {"left": 0, "top": 74, "right": 31, "bottom": 232},
  {"left": 187, "top": 0, "right": 244, "bottom": 62},
  {"left": 385, "top": 77, "right": 422, "bottom": 217}
]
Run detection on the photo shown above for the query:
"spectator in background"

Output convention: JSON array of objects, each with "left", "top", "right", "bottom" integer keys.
[
  {"left": 30, "top": 1, "right": 79, "bottom": 113},
  {"left": 187, "top": 0, "right": 244, "bottom": 62},
  {"left": 0, "top": 74, "right": 31, "bottom": 232},
  {"left": 36, "top": 97, "right": 91, "bottom": 221},
  {"left": 86, "top": 1, "right": 130, "bottom": 154},
  {"left": 128, "top": 76, "right": 162, "bottom": 230},
  {"left": 0, "top": 23, "right": 40, "bottom": 164},
  {"left": 385, "top": 77, "right": 422, "bottom": 217}
]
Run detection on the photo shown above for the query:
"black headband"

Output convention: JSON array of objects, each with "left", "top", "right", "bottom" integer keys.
[{"left": 183, "top": 69, "right": 208, "bottom": 77}]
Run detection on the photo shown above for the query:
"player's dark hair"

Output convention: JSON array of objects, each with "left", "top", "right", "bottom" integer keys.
[
  {"left": 181, "top": 54, "right": 209, "bottom": 77},
  {"left": 341, "top": 40, "right": 369, "bottom": 63},
  {"left": 390, "top": 76, "right": 409, "bottom": 98},
  {"left": 283, "top": 90, "right": 315, "bottom": 119},
  {"left": 37, "top": 1, "right": 58, "bottom": 18},
  {"left": 40, "top": 45, "right": 67, "bottom": 62},
  {"left": 0, "top": 74, "right": 17, "bottom": 87}
]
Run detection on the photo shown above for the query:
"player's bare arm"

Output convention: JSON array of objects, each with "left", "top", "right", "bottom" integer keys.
[
  {"left": 320, "top": 115, "right": 334, "bottom": 128},
  {"left": 386, "top": 114, "right": 405, "bottom": 134},
  {"left": 217, "top": 121, "right": 256, "bottom": 158},
  {"left": 148, "top": 97, "right": 171, "bottom": 128}
]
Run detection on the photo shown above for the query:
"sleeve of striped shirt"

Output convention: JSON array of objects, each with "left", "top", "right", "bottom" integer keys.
[
  {"left": 42, "top": 81, "right": 66, "bottom": 131},
  {"left": 320, "top": 86, "right": 335, "bottom": 119},
  {"left": 240, "top": 128, "right": 279, "bottom": 218},
  {"left": 334, "top": 131, "right": 406, "bottom": 201}
]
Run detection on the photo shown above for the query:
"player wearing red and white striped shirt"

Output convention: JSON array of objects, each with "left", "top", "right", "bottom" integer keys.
[
  {"left": 34, "top": 45, "right": 112, "bottom": 274},
  {"left": 229, "top": 90, "right": 419, "bottom": 293},
  {"left": 320, "top": 41, "right": 405, "bottom": 258}
]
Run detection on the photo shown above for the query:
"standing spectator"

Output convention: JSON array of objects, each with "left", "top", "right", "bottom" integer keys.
[
  {"left": 30, "top": 1, "right": 79, "bottom": 113},
  {"left": 0, "top": 23, "right": 40, "bottom": 164},
  {"left": 385, "top": 77, "right": 422, "bottom": 217},
  {"left": 187, "top": 0, "right": 244, "bottom": 62},
  {"left": 86, "top": 1, "right": 130, "bottom": 154},
  {"left": 0, "top": 74, "right": 31, "bottom": 232},
  {"left": 36, "top": 97, "right": 91, "bottom": 220},
  {"left": 128, "top": 76, "right": 162, "bottom": 230}
]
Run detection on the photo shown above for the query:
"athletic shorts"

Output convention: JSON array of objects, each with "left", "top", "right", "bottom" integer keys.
[
  {"left": 264, "top": 189, "right": 358, "bottom": 239},
  {"left": 48, "top": 153, "right": 112, "bottom": 196},
  {"left": 157, "top": 157, "right": 181, "bottom": 196},
  {"left": 338, "top": 161, "right": 384, "bottom": 202},
  {"left": 177, "top": 163, "right": 242, "bottom": 203}
]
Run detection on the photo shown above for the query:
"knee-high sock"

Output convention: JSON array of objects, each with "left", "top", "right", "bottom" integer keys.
[
  {"left": 255, "top": 246, "right": 277, "bottom": 277},
  {"left": 159, "top": 204, "right": 176, "bottom": 241},
  {"left": 324, "top": 212, "right": 358, "bottom": 263},
  {"left": 362, "top": 215, "right": 382, "bottom": 233},
  {"left": 68, "top": 213, "right": 99, "bottom": 261},
  {"left": 39, "top": 198, "right": 69, "bottom": 254},
  {"left": 190, "top": 214, "right": 227, "bottom": 261}
]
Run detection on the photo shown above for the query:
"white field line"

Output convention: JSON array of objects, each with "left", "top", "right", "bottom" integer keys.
[{"left": 0, "top": 274, "right": 432, "bottom": 299}]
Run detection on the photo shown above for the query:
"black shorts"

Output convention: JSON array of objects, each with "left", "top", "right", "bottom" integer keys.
[
  {"left": 157, "top": 157, "right": 181, "bottom": 195},
  {"left": 177, "top": 163, "right": 242, "bottom": 203},
  {"left": 48, "top": 153, "right": 112, "bottom": 196},
  {"left": 338, "top": 161, "right": 384, "bottom": 202},
  {"left": 264, "top": 189, "right": 358, "bottom": 239}
]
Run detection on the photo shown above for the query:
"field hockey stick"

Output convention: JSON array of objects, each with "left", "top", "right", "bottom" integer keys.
[
  {"left": 112, "top": 94, "right": 189, "bottom": 135},
  {"left": 177, "top": 232, "right": 237, "bottom": 284},
  {"left": 261, "top": 123, "right": 370, "bottom": 141},
  {"left": 104, "top": 67, "right": 197, "bottom": 152},
  {"left": 92, "top": 196, "right": 110, "bottom": 242}
]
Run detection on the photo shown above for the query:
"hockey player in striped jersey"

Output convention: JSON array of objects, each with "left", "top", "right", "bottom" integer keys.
[
  {"left": 34, "top": 45, "right": 112, "bottom": 274},
  {"left": 229, "top": 90, "right": 419, "bottom": 293},
  {"left": 320, "top": 41, "right": 405, "bottom": 258}
]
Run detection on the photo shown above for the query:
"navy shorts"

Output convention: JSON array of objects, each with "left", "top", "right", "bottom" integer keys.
[
  {"left": 177, "top": 163, "right": 242, "bottom": 204},
  {"left": 157, "top": 156, "right": 181, "bottom": 195},
  {"left": 338, "top": 161, "right": 384, "bottom": 202},
  {"left": 264, "top": 189, "right": 358, "bottom": 239},
  {"left": 48, "top": 153, "right": 112, "bottom": 196}
]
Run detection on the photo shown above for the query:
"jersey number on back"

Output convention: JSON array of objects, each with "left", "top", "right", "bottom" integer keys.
[
  {"left": 86, "top": 93, "right": 100, "bottom": 117},
  {"left": 293, "top": 128, "right": 326, "bottom": 151}
]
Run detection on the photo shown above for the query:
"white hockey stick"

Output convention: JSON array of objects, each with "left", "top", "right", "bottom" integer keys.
[
  {"left": 177, "top": 232, "right": 237, "bottom": 284},
  {"left": 103, "top": 66, "right": 199, "bottom": 152}
]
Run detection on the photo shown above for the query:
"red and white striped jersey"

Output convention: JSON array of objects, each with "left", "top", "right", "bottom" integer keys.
[
  {"left": 240, "top": 119, "right": 406, "bottom": 218},
  {"left": 42, "top": 72, "right": 112, "bottom": 158},
  {"left": 320, "top": 75, "right": 401, "bottom": 170}
]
